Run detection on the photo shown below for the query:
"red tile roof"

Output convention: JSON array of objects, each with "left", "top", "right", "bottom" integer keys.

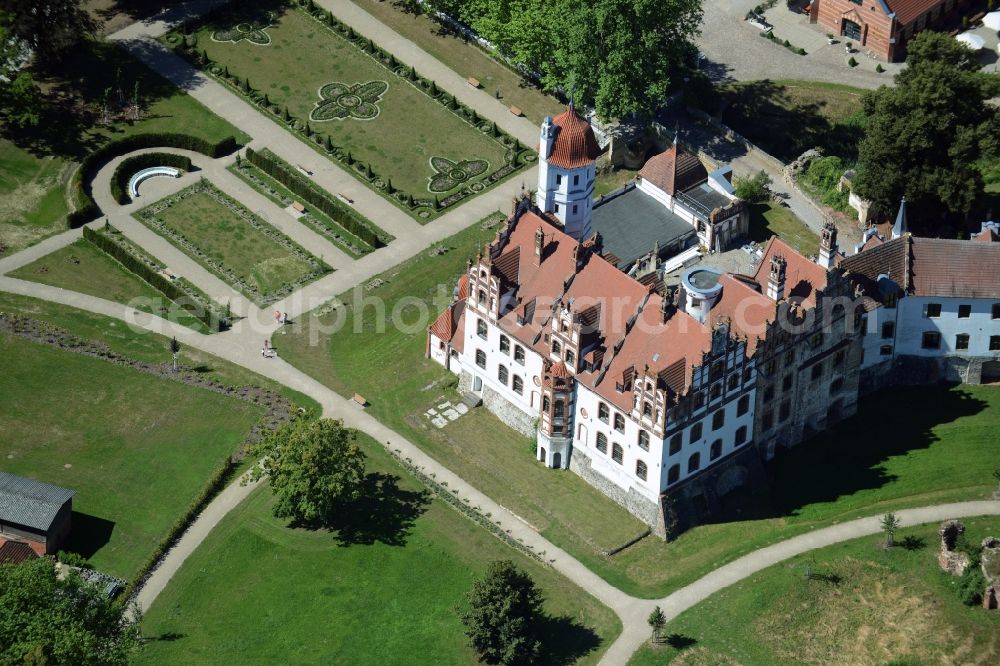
[
  {"left": 545, "top": 105, "right": 601, "bottom": 169},
  {"left": 972, "top": 228, "right": 999, "bottom": 243},
  {"left": 0, "top": 540, "right": 40, "bottom": 565},
  {"left": 709, "top": 274, "right": 775, "bottom": 355},
  {"left": 886, "top": 0, "right": 946, "bottom": 25},
  {"left": 638, "top": 143, "right": 708, "bottom": 196},
  {"left": 752, "top": 236, "right": 828, "bottom": 308}
]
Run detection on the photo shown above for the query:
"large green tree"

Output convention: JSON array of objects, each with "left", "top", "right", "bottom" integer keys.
[
  {"left": 425, "top": 0, "right": 701, "bottom": 119},
  {"left": 0, "top": 0, "right": 97, "bottom": 65},
  {"left": 458, "top": 560, "right": 543, "bottom": 665},
  {"left": 245, "top": 417, "right": 366, "bottom": 525},
  {"left": 854, "top": 31, "right": 999, "bottom": 226},
  {"left": 0, "top": 17, "right": 43, "bottom": 128},
  {"left": 0, "top": 558, "right": 141, "bottom": 665}
]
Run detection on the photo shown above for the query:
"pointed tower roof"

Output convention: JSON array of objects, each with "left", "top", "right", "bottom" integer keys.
[
  {"left": 545, "top": 104, "right": 601, "bottom": 169},
  {"left": 891, "top": 196, "right": 908, "bottom": 239},
  {"left": 638, "top": 142, "right": 707, "bottom": 196}
]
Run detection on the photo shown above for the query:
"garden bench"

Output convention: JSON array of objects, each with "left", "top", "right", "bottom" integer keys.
[
  {"left": 508, "top": 105, "right": 523, "bottom": 117},
  {"left": 291, "top": 201, "right": 305, "bottom": 213},
  {"left": 467, "top": 76, "right": 480, "bottom": 88},
  {"left": 128, "top": 166, "right": 182, "bottom": 200},
  {"left": 352, "top": 393, "right": 368, "bottom": 407},
  {"left": 337, "top": 193, "right": 354, "bottom": 205}
]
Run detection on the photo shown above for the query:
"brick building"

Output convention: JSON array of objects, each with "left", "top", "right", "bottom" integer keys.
[
  {"left": 0, "top": 472, "right": 74, "bottom": 556},
  {"left": 810, "top": 0, "right": 977, "bottom": 61}
]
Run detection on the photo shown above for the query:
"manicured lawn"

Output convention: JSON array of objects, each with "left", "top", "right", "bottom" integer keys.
[
  {"left": 136, "top": 181, "right": 328, "bottom": 305},
  {"left": 348, "top": 0, "right": 565, "bottom": 124},
  {"left": 719, "top": 79, "right": 866, "bottom": 163},
  {"left": 138, "top": 430, "right": 620, "bottom": 665},
  {"left": 182, "top": 2, "right": 511, "bottom": 197},
  {"left": 748, "top": 201, "right": 819, "bottom": 257},
  {"left": 0, "top": 140, "right": 72, "bottom": 254},
  {"left": 8, "top": 238, "right": 209, "bottom": 332},
  {"left": 278, "top": 215, "right": 1000, "bottom": 598},
  {"left": 628, "top": 516, "right": 1000, "bottom": 665},
  {"left": 0, "top": 290, "right": 320, "bottom": 413},
  {"left": 0, "top": 333, "right": 264, "bottom": 579},
  {"left": 0, "top": 40, "right": 248, "bottom": 253}
]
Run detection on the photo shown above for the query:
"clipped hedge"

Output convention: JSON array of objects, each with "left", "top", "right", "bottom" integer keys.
[
  {"left": 245, "top": 147, "right": 387, "bottom": 247},
  {"left": 110, "top": 152, "right": 192, "bottom": 204},
  {"left": 82, "top": 225, "right": 227, "bottom": 331},
  {"left": 66, "top": 133, "right": 238, "bottom": 228}
]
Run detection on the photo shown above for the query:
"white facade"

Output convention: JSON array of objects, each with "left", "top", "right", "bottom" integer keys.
[{"left": 536, "top": 116, "right": 596, "bottom": 240}]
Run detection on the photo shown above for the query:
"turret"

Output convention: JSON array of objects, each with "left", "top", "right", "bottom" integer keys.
[
  {"left": 535, "top": 105, "right": 599, "bottom": 241},
  {"left": 818, "top": 221, "right": 838, "bottom": 269},
  {"left": 766, "top": 255, "right": 786, "bottom": 301}
]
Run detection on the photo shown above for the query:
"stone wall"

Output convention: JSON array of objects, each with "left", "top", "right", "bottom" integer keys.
[
  {"left": 482, "top": 385, "right": 536, "bottom": 439},
  {"left": 569, "top": 449, "right": 660, "bottom": 528},
  {"left": 861, "top": 354, "right": 993, "bottom": 396}
]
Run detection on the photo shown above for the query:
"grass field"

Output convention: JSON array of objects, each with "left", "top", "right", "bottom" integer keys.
[
  {"left": 181, "top": 2, "right": 510, "bottom": 197},
  {"left": 0, "top": 333, "right": 264, "bottom": 579},
  {"left": 137, "top": 181, "right": 327, "bottom": 305},
  {"left": 0, "top": 40, "right": 248, "bottom": 254},
  {"left": 748, "top": 201, "right": 819, "bottom": 257},
  {"left": 719, "top": 79, "right": 866, "bottom": 163},
  {"left": 348, "top": 0, "right": 564, "bottom": 124},
  {"left": 278, "top": 217, "right": 1000, "bottom": 598},
  {"left": 8, "top": 238, "right": 210, "bottom": 332},
  {"left": 138, "top": 430, "right": 621, "bottom": 665},
  {"left": 0, "top": 290, "right": 320, "bottom": 413},
  {"left": 628, "top": 516, "right": 1000, "bottom": 665}
]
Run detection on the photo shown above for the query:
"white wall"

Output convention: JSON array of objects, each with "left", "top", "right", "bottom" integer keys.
[
  {"left": 894, "top": 296, "right": 1000, "bottom": 357},
  {"left": 461, "top": 312, "right": 545, "bottom": 414}
]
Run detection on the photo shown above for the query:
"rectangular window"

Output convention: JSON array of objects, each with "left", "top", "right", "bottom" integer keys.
[
  {"left": 475, "top": 349, "right": 487, "bottom": 368},
  {"left": 784, "top": 349, "right": 794, "bottom": 365},
  {"left": 762, "top": 411, "right": 773, "bottom": 431},
  {"left": 926, "top": 303, "right": 942, "bottom": 318},
  {"left": 514, "top": 346, "right": 525, "bottom": 365},
  {"left": 991, "top": 336, "right": 1000, "bottom": 352},
  {"left": 958, "top": 304, "right": 971, "bottom": 319},
  {"left": 477, "top": 318, "right": 488, "bottom": 340},
  {"left": 922, "top": 331, "right": 941, "bottom": 349},
  {"left": 881, "top": 322, "right": 895, "bottom": 339},
  {"left": 598, "top": 403, "right": 609, "bottom": 423},
  {"left": 573, "top": 174, "right": 579, "bottom": 186},
  {"left": 834, "top": 350, "right": 846, "bottom": 367},
  {"left": 992, "top": 303, "right": 1000, "bottom": 320},
  {"left": 690, "top": 422, "right": 703, "bottom": 443},
  {"left": 779, "top": 400, "right": 791, "bottom": 422},
  {"left": 763, "top": 385, "right": 774, "bottom": 402},
  {"left": 555, "top": 174, "right": 562, "bottom": 185},
  {"left": 809, "top": 332, "right": 823, "bottom": 349},
  {"left": 782, "top": 374, "right": 792, "bottom": 391},
  {"left": 880, "top": 345, "right": 893, "bottom": 356},
  {"left": 955, "top": 334, "right": 969, "bottom": 351}
]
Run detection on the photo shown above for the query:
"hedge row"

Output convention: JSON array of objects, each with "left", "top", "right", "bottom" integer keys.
[
  {"left": 110, "top": 152, "right": 193, "bottom": 204},
  {"left": 66, "top": 133, "right": 238, "bottom": 228},
  {"left": 121, "top": 457, "right": 236, "bottom": 602},
  {"left": 244, "top": 147, "right": 386, "bottom": 247},
  {"left": 82, "top": 225, "right": 228, "bottom": 331}
]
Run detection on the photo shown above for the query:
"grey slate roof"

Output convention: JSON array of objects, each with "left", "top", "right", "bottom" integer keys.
[
  {"left": 592, "top": 187, "right": 696, "bottom": 269},
  {"left": 0, "top": 471, "right": 74, "bottom": 532}
]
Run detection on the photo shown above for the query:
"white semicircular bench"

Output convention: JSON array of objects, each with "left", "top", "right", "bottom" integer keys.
[{"left": 128, "top": 166, "right": 182, "bottom": 200}]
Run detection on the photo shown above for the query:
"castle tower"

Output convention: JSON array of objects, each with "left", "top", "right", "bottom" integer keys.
[
  {"left": 536, "top": 104, "right": 600, "bottom": 241},
  {"left": 817, "top": 221, "right": 838, "bottom": 269},
  {"left": 537, "top": 361, "right": 574, "bottom": 469}
]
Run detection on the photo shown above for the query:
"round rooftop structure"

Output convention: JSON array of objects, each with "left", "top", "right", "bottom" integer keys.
[{"left": 681, "top": 267, "right": 723, "bottom": 324}]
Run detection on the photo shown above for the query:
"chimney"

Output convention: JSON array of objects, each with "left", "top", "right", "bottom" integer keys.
[
  {"left": 817, "top": 222, "right": 838, "bottom": 269},
  {"left": 534, "top": 226, "right": 544, "bottom": 266},
  {"left": 767, "top": 255, "right": 786, "bottom": 301}
]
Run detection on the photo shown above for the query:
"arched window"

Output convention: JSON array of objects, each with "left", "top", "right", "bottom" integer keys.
[
  {"left": 690, "top": 422, "right": 702, "bottom": 443},
  {"left": 712, "top": 408, "right": 725, "bottom": 431},
  {"left": 554, "top": 400, "right": 564, "bottom": 418},
  {"left": 596, "top": 432, "right": 608, "bottom": 454},
  {"left": 475, "top": 349, "right": 486, "bottom": 368},
  {"left": 636, "top": 460, "right": 648, "bottom": 481},
  {"left": 542, "top": 396, "right": 551, "bottom": 412},
  {"left": 669, "top": 433, "right": 682, "bottom": 455},
  {"left": 667, "top": 464, "right": 680, "bottom": 485},
  {"left": 611, "top": 443, "right": 623, "bottom": 464},
  {"left": 688, "top": 452, "right": 701, "bottom": 473},
  {"left": 477, "top": 318, "right": 488, "bottom": 339},
  {"left": 498, "top": 365, "right": 508, "bottom": 385},
  {"left": 638, "top": 430, "right": 649, "bottom": 451},
  {"left": 710, "top": 439, "right": 722, "bottom": 460},
  {"left": 598, "top": 402, "right": 609, "bottom": 423},
  {"left": 514, "top": 346, "right": 525, "bottom": 365},
  {"left": 613, "top": 413, "right": 625, "bottom": 433},
  {"left": 737, "top": 395, "right": 750, "bottom": 416},
  {"left": 735, "top": 425, "right": 747, "bottom": 446},
  {"left": 512, "top": 375, "right": 524, "bottom": 395},
  {"left": 499, "top": 335, "right": 510, "bottom": 355}
]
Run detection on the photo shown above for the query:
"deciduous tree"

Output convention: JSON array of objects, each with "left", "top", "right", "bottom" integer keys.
[
  {"left": 0, "top": 558, "right": 140, "bottom": 665},
  {"left": 0, "top": 19, "right": 43, "bottom": 128},
  {"left": 458, "top": 560, "right": 543, "bottom": 665},
  {"left": 854, "top": 32, "right": 999, "bottom": 227},
  {"left": 245, "top": 418, "right": 366, "bottom": 525},
  {"left": 880, "top": 512, "right": 901, "bottom": 548},
  {"left": 0, "top": 0, "right": 98, "bottom": 65}
]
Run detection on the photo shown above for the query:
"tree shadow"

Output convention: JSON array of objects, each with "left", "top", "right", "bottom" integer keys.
[
  {"left": 706, "top": 384, "right": 987, "bottom": 526},
  {"left": 665, "top": 633, "right": 697, "bottom": 649},
  {"left": 145, "top": 631, "right": 185, "bottom": 643},
  {"left": 536, "top": 614, "right": 602, "bottom": 665},
  {"left": 63, "top": 512, "right": 115, "bottom": 560},
  {"left": 807, "top": 571, "right": 842, "bottom": 585},
  {"left": 325, "top": 472, "right": 431, "bottom": 547}
]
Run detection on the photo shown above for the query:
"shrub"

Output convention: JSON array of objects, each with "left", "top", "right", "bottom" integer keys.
[
  {"left": 734, "top": 170, "right": 773, "bottom": 203},
  {"left": 956, "top": 566, "right": 987, "bottom": 606},
  {"left": 244, "top": 147, "right": 387, "bottom": 247},
  {"left": 848, "top": 56, "right": 858, "bottom": 67},
  {"left": 876, "top": 63, "right": 885, "bottom": 73}
]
